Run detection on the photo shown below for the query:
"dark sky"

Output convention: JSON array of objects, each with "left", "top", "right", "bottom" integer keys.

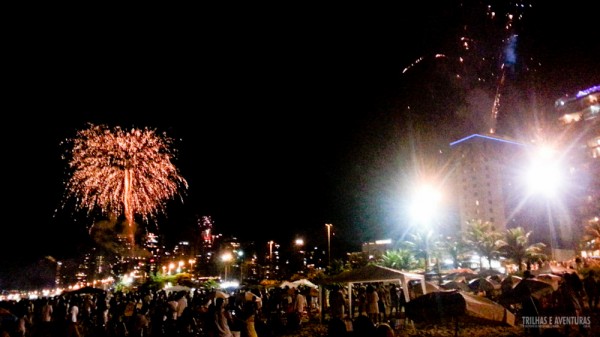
[{"left": 2, "top": 2, "right": 598, "bottom": 280}]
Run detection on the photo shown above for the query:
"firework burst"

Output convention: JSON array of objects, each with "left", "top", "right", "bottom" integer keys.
[{"left": 62, "top": 123, "right": 189, "bottom": 247}]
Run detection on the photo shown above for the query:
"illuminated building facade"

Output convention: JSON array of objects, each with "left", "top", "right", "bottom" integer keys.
[
  {"left": 555, "top": 85, "right": 600, "bottom": 253},
  {"left": 449, "top": 133, "right": 526, "bottom": 233},
  {"left": 448, "top": 85, "right": 598, "bottom": 257}
]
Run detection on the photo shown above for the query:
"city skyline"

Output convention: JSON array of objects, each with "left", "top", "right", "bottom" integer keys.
[{"left": 2, "top": 2, "right": 598, "bottom": 282}]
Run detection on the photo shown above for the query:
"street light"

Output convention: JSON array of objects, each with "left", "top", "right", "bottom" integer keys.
[
  {"left": 268, "top": 240, "right": 274, "bottom": 262},
  {"left": 524, "top": 145, "right": 564, "bottom": 198},
  {"left": 409, "top": 184, "right": 442, "bottom": 227},
  {"left": 325, "top": 224, "right": 333, "bottom": 266},
  {"left": 408, "top": 183, "right": 442, "bottom": 273},
  {"left": 267, "top": 241, "right": 276, "bottom": 279},
  {"left": 522, "top": 145, "right": 567, "bottom": 260},
  {"left": 294, "top": 238, "right": 306, "bottom": 273},
  {"left": 222, "top": 252, "right": 233, "bottom": 281},
  {"left": 237, "top": 250, "right": 244, "bottom": 282}
]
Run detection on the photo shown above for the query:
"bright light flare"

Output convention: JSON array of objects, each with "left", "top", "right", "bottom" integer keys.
[
  {"left": 221, "top": 281, "right": 239, "bottom": 289},
  {"left": 524, "top": 146, "right": 564, "bottom": 198},
  {"left": 409, "top": 184, "right": 442, "bottom": 225},
  {"left": 221, "top": 252, "right": 233, "bottom": 262}
]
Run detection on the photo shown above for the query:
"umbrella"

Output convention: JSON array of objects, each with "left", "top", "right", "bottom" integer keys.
[
  {"left": 513, "top": 278, "right": 555, "bottom": 301},
  {"left": 501, "top": 275, "right": 522, "bottom": 289},
  {"left": 444, "top": 268, "right": 476, "bottom": 274},
  {"left": 468, "top": 277, "right": 501, "bottom": 292},
  {"left": 405, "top": 290, "right": 515, "bottom": 326},
  {"left": 441, "top": 281, "right": 471, "bottom": 292},
  {"left": 444, "top": 271, "right": 479, "bottom": 282},
  {"left": 0, "top": 307, "right": 18, "bottom": 324},
  {"left": 535, "top": 263, "right": 571, "bottom": 276},
  {"left": 535, "top": 274, "right": 561, "bottom": 290},
  {"left": 209, "top": 290, "right": 229, "bottom": 299},
  {"left": 477, "top": 269, "right": 505, "bottom": 278},
  {"left": 498, "top": 275, "right": 522, "bottom": 304}
]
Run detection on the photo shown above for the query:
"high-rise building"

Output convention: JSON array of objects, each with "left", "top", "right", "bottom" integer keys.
[
  {"left": 448, "top": 85, "right": 599, "bottom": 259},
  {"left": 449, "top": 133, "right": 527, "bottom": 233},
  {"left": 555, "top": 85, "right": 600, "bottom": 254}
]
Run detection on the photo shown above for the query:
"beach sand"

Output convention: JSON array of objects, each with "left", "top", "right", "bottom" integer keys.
[{"left": 282, "top": 310, "right": 600, "bottom": 336}]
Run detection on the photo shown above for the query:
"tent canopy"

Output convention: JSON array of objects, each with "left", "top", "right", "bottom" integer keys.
[
  {"left": 164, "top": 285, "right": 191, "bottom": 293},
  {"left": 320, "top": 264, "right": 427, "bottom": 303},
  {"left": 292, "top": 278, "right": 318, "bottom": 289}
]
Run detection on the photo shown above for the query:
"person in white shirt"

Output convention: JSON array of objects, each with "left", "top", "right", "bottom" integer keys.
[
  {"left": 67, "top": 298, "right": 80, "bottom": 337},
  {"left": 176, "top": 292, "right": 188, "bottom": 319}
]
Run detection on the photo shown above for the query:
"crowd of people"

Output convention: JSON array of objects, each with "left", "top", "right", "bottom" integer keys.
[
  {"left": 1, "top": 265, "right": 599, "bottom": 337},
  {"left": 0, "top": 284, "right": 314, "bottom": 337},
  {"left": 322, "top": 266, "right": 600, "bottom": 337},
  {"left": 325, "top": 283, "right": 409, "bottom": 337}
]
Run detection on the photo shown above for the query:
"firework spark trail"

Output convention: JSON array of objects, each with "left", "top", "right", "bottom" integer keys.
[
  {"left": 400, "top": 2, "right": 532, "bottom": 135},
  {"left": 63, "top": 123, "right": 189, "bottom": 247},
  {"left": 402, "top": 56, "right": 426, "bottom": 74},
  {"left": 490, "top": 65, "right": 506, "bottom": 134},
  {"left": 490, "top": 8, "right": 519, "bottom": 133},
  {"left": 402, "top": 54, "right": 449, "bottom": 75}
]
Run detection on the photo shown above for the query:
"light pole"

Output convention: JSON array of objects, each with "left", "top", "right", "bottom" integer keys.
[
  {"left": 237, "top": 250, "right": 244, "bottom": 283},
  {"left": 268, "top": 241, "right": 274, "bottom": 262},
  {"left": 267, "top": 241, "right": 275, "bottom": 279},
  {"left": 325, "top": 223, "right": 333, "bottom": 266},
  {"left": 188, "top": 259, "right": 196, "bottom": 274},
  {"left": 294, "top": 238, "right": 305, "bottom": 274}
]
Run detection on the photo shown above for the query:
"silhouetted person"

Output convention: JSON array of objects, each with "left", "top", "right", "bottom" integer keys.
[
  {"left": 375, "top": 322, "right": 395, "bottom": 337},
  {"left": 520, "top": 287, "right": 541, "bottom": 336},
  {"left": 327, "top": 316, "right": 348, "bottom": 337},
  {"left": 352, "top": 315, "right": 376, "bottom": 337},
  {"left": 584, "top": 270, "right": 598, "bottom": 311}
]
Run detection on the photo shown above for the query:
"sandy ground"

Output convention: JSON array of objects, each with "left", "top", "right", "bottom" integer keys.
[{"left": 280, "top": 310, "right": 600, "bottom": 337}]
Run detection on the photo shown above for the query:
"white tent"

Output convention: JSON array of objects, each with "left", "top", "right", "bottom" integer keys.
[
  {"left": 292, "top": 279, "right": 318, "bottom": 289},
  {"left": 164, "top": 285, "right": 191, "bottom": 293},
  {"left": 322, "top": 264, "right": 427, "bottom": 304},
  {"left": 279, "top": 281, "right": 296, "bottom": 289},
  {"left": 318, "top": 264, "right": 428, "bottom": 322}
]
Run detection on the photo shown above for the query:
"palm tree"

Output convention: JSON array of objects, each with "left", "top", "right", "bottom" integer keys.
[
  {"left": 439, "top": 236, "right": 468, "bottom": 269},
  {"left": 379, "top": 249, "right": 417, "bottom": 271},
  {"left": 582, "top": 221, "right": 600, "bottom": 251},
  {"left": 402, "top": 230, "right": 439, "bottom": 272},
  {"left": 496, "top": 226, "right": 546, "bottom": 272},
  {"left": 463, "top": 219, "right": 501, "bottom": 270},
  {"left": 327, "top": 258, "right": 348, "bottom": 276}
]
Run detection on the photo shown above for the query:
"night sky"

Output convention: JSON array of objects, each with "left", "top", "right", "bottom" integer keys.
[{"left": 2, "top": 2, "right": 598, "bottom": 283}]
